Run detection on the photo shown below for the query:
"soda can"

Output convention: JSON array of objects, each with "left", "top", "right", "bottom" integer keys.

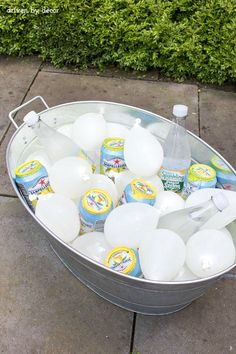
[
  {"left": 100, "top": 137, "right": 127, "bottom": 181},
  {"left": 210, "top": 155, "right": 236, "bottom": 191},
  {"left": 79, "top": 188, "right": 113, "bottom": 234},
  {"left": 119, "top": 178, "right": 157, "bottom": 206},
  {"left": 105, "top": 246, "right": 142, "bottom": 277},
  {"left": 184, "top": 163, "right": 217, "bottom": 196},
  {"left": 15, "top": 160, "right": 53, "bottom": 211}
]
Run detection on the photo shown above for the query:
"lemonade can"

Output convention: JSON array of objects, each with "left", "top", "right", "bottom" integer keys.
[
  {"left": 79, "top": 188, "right": 113, "bottom": 234},
  {"left": 105, "top": 246, "right": 142, "bottom": 277},
  {"left": 184, "top": 163, "right": 217, "bottom": 196},
  {"left": 210, "top": 156, "right": 236, "bottom": 191},
  {"left": 119, "top": 178, "right": 157, "bottom": 206},
  {"left": 100, "top": 137, "right": 127, "bottom": 180},
  {"left": 15, "top": 160, "right": 53, "bottom": 211}
]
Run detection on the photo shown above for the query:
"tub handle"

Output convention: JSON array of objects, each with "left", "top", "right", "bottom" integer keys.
[{"left": 8, "top": 96, "right": 49, "bottom": 130}]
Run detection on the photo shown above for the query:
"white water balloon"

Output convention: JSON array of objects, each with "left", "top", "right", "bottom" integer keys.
[
  {"left": 115, "top": 170, "right": 135, "bottom": 196},
  {"left": 220, "top": 227, "right": 233, "bottom": 240},
  {"left": 72, "top": 113, "right": 107, "bottom": 151},
  {"left": 154, "top": 191, "right": 185, "bottom": 215},
  {"left": 106, "top": 122, "right": 130, "bottom": 139},
  {"left": 71, "top": 232, "right": 111, "bottom": 263},
  {"left": 49, "top": 157, "right": 92, "bottom": 199},
  {"left": 124, "top": 119, "right": 163, "bottom": 177},
  {"left": 35, "top": 193, "right": 80, "bottom": 243},
  {"left": 104, "top": 203, "right": 160, "bottom": 249},
  {"left": 186, "top": 229, "right": 236, "bottom": 278},
  {"left": 146, "top": 175, "right": 164, "bottom": 194},
  {"left": 139, "top": 229, "right": 186, "bottom": 281},
  {"left": 173, "top": 265, "right": 198, "bottom": 282},
  {"left": 90, "top": 174, "right": 118, "bottom": 205},
  {"left": 104, "top": 111, "right": 135, "bottom": 128}
]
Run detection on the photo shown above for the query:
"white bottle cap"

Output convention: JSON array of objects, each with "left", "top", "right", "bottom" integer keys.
[
  {"left": 173, "top": 104, "right": 188, "bottom": 118},
  {"left": 23, "top": 111, "right": 39, "bottom": 126},
  {"left": 212, "top": 193, "right": 229, "bottom": 211}
]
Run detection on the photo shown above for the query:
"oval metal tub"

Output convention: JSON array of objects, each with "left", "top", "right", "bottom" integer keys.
[{"left": 6, "top": 96, "right": 236, "bottom": 315}]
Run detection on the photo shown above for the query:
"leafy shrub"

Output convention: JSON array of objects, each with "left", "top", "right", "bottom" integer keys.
[{"left": 0, "top": 0, "right": 235, "bottom": 84}]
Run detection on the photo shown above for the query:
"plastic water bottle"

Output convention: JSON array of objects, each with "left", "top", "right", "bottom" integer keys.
[
  {"left": 23, "top": 111, "right": 82, "bottom": 163},
  {"left": 158, "top": 193, "right": 229, "bottom": 243},
  {"left": 159, "top": 105, "right": 191, "bottom": 193}
]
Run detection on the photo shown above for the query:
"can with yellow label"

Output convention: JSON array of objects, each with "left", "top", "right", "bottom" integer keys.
[
  {"left": 79, "top": 188, "right": 113, "bottom": 234},
  {"left": 184, "top": 163, "right": 217, "bottom": 196},
  {"left": 119, "top": 178, "right": 157, "bottom": 206},
  {"left": 15, "top": 160, "right": 53, "bottom": 211},
  {"left": 105, "top": 246, "right": 142, "bottom": 277},
  {"left": 100, "top": 137, "right": 127, "bottom": 180}
]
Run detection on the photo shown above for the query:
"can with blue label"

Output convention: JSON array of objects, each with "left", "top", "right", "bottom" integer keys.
[
  {"left": 105, "top": 246, "right": 142, "bottom": 277},
  {"left": 119, "top": 178, "right": 157, "bottom": 206},
  {"left": 15, "top": 160, "right": 53, "bottom": 211},
  {"left": 183, "top": 163, "right": 217, "bottom": 196},
  {"left": 210, "top": 156, "right": 236, "bottom": 191},
  {"left": 79, "top": 188, "right": 113, "bottom": 234},
  {"left": 100, "top": 137, "right": 127, "bottom": 181}
]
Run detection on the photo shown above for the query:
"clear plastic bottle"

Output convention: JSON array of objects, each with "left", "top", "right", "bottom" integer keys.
[
  {"left": 158, "top": 193, "right": 229, "bottom": 243},
  {"left": 159, "top": 105, "right": 191, "bottom": 193},
  {"left": 24, "top": 111, "right": 82, "bottom": 163}
]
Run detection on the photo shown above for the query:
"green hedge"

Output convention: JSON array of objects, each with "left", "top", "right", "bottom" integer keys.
[{"left": 1, "top": 0, "right": 236, "bottom": 84}]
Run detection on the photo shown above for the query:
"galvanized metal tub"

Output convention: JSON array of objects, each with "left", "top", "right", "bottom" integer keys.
[{"left": 6, "top": 96, "right": 236, "bottom": 315}]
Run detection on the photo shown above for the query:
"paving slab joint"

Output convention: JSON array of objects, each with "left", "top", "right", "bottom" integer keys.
[
  {"left": 0, "top": 61, "right": 44, "bottom": 146},
  {"left": 197, "top": 86, "right": 201, "bottom": 138},
  {"left": 129, "top": 312, "right": 137, "bottom": 354},
  {"left": 0, "top": 193, "right": 17, "bottom": 198}
]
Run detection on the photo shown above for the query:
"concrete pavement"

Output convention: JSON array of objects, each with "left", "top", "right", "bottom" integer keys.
[{"left": 0, "top": 56, "right": 236, "bottom": 354}]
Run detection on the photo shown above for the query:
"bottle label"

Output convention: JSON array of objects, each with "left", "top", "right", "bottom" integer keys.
[{"left": 159, "top": 167, "right": 186, "bottom": 192}]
